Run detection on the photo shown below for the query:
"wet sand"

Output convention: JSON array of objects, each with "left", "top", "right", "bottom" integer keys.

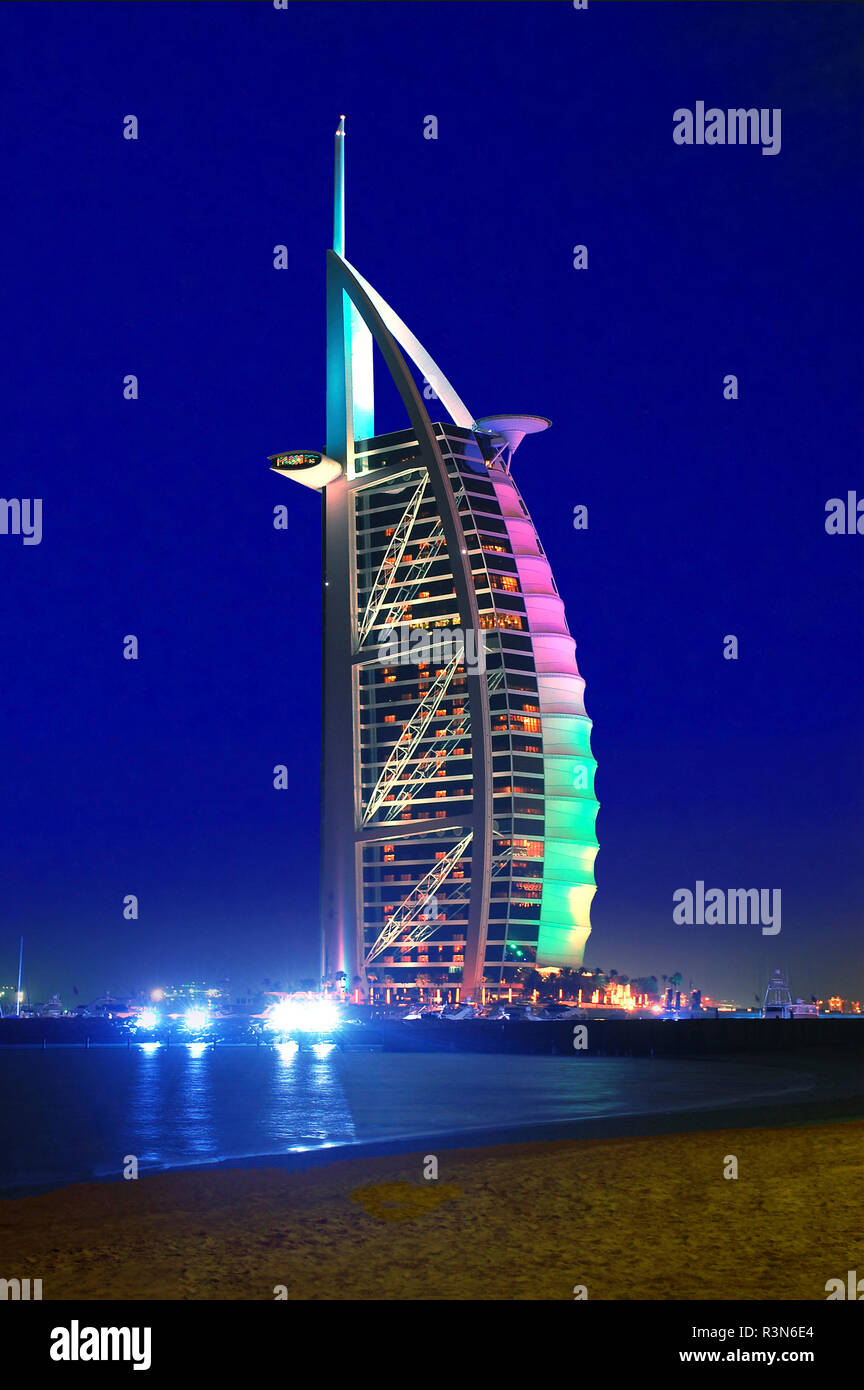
[{"left": 2, "top": 1117, "right": 861, "bottom": 1301}]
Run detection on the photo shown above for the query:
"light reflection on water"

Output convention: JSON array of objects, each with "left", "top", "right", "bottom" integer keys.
[
  {"left": 123, "top": 1043, "right": 357, "bottom": 1171},
  {"left": 0, "top": 1046, "right": 815, "bottom": 1193}
]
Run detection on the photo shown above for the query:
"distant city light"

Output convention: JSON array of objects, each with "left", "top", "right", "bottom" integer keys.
[
  {"left": 151, "top": 989, "right": 164, "bottom": 1002},
  {"left": 137, "top": 1009, "right": 159, "bottom": 1030},
  {"left": 184, "top": 1007, "right": 211, "bottom": 1031}
]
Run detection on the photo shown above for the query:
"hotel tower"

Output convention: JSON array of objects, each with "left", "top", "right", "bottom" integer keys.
[{"left": 271, "top": 121, "right": 599, "bottom": 997}]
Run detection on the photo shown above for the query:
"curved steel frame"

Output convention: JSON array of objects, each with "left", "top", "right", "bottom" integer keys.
[{"left": 321, "top": 250, "right": 493, "bottom": 993}]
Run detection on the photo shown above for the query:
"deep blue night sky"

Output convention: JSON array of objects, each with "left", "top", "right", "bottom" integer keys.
[{"left": 2, "top": 1, "right": 861, "bottom": 1005}]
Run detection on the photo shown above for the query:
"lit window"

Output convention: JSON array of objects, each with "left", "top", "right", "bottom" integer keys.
[{"left": 516, "top": 716, "right": 540, "bottom": 733}]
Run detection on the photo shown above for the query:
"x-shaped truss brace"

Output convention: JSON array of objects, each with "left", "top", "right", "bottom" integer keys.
[
  {"left": 356, "top": 474, "right": 428, "bottom": 648},
  {"left": 364, "top": 829, "right": 474, "bottom": 965},
  {"left": 362, "top": 647, "right": 464, "bottom": 823}
]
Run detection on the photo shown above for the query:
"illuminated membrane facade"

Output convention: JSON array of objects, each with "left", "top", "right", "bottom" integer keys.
[{"left": 272, "top": 121, "right": 599, "bottom": 995}]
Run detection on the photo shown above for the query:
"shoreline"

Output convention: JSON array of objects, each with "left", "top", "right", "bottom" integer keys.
[
  {"left": 2, "top": 1067, "right": 860, "bottom": 1202},
  {"left": 2, "top": 1115, "right": 861, "bottom": 1300}
]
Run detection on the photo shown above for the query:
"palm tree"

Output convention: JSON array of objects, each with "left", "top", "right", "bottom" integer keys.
[
  {"left": 556, "top": 967, "right": 577, "bottom": 998},
  {"left": 516, "top": 967, "right": 543, "bottom": 997}
]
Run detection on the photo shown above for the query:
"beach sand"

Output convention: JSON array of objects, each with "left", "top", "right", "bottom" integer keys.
[{"left": 2, "top": 1120, "right": 861, "bottom": 1301}]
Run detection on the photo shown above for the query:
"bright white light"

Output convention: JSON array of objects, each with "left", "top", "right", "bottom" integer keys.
[
  {"left": 303, "top": 1000, "right": 339, "bottom": 1032},
  {"left": 137, "top": 1009, "right": 159, "bottom": 1030},
  {"left": 266, "top": 1000, "right": 300, "bottom": 1033},
  {"left": 265, "top": 999, "right": 339, "bottom": 1034},
  {"left": 184, "top": 1007, "right": 211, "bottom": 1031},
  {"left": 186, "top": 1042, "right": 207, "bottom": 1057},
  {"left": 139, "top": 1040, "right": 161, "bottom": 1053},
  {"left": 312, "top": 1041, "right": 336, "bottom": 1058},
  {"left": 275, "top": 1040, "right": 299, "bottom": 1062}
]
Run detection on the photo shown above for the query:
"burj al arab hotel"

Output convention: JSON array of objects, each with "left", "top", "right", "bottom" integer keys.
[{"left": 271, "top": 120, "right": 599, "bottom": 998}]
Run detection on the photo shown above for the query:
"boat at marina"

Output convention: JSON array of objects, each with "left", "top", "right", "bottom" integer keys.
[{"left": 761, "top": 970, "right": 819, "bottom": 1019}]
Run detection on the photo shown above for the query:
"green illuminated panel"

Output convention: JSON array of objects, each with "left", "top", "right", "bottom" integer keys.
[
  {"left": 537, "top": 726, "right": 599, "bottom": 967},
  {"left": 544, "top": 796, "right": 599, "bottom": 844}
]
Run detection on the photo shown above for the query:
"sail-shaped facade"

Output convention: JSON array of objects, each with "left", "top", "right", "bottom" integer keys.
[{"left": 272, "top": 121, "right": 599, "bottom": 996}]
